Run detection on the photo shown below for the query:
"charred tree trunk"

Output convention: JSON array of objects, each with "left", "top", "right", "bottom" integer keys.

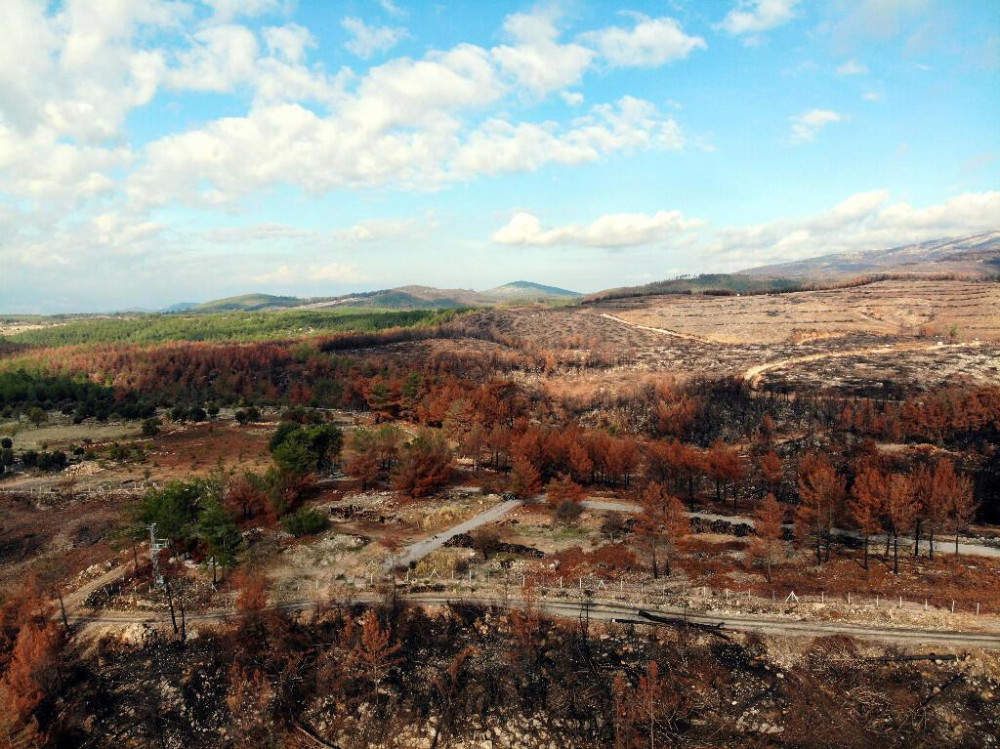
[{"left": 165, "top": 579, "right": 178, "bottom": 636}]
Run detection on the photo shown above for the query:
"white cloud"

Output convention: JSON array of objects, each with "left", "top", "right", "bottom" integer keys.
[
  {"left": 130, "top": 78, "right": 683, "bottom": 205},
  {"left": 342, "top": 17, "right": 409, "bottom": 59},
  {"left": 453, "top": 97, "right": 684, "bottom": 177},
  {"left": 490, "top": 190, "right": 1000, "bottom": 265},
  {"left": 492, "top": 209, "right": 701, "bottom": 248},
  {"left": 263, "top": 24, "right": 316, "bottom": 63},
  {"left": 167, "top": 25, "right": 259, "bottom": 92},
  {"left": 252, "top": 262, "right": 367, "bottom": 285},
  {"left": 718, "top": 0, "right": 800, "bottom": 37},
  {"left": 788, "top": 109, "right": 843, "bottom": 143},
  {"left": 708, "top": 190, "right": 1000, "bottom": 265},
  {"left": 492, "top": 9, "right": 594, "bottom": 96},
  {"left": 560, "top": 91, "right": 584, "bottom": 106},
  {"left": 332, "top": 216, "right": 436, "bottom": 242},
  {"left": 580, "top": 15, "right": 706, "bottom": 68},
  {"left": 836, "top": 59, "right": 868, "bottom": 75},
  {"left": 862, "top": 91, "right": 884, "bottom": 102},
  {"left": 376, "top": 0, "right": 406, "bottom": 19}
]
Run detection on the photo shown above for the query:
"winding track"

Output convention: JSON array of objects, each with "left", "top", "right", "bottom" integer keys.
[{"left": 598, "top": 309, "right": 984, "bottom": 390}]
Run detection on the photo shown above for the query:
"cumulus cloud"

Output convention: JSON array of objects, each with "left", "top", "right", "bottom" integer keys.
[
  {"left": 129, "top": 92, "right": 685, "bottom": 205},
  {"left": 708, "top": 190, "right": 1000, "bottom": 266},
  {"left": 342, "top": 17, "right": 409, "bottom": 59},
  {"left": 580, "top": 14, "right": 706, "bottom": 68},
  {"left": 453, "top": 97, "right": 684, "bottom": 177},
  {"left": 788, "top": 109, "right": 843, "bottom": 143},
  {"left": 718, "top": 0, "right": 800, "bottom": 37},
  {"left": 836, "top": 59, "right": 868, "bottom": 75},
  {"left": 167, "top": 25, "right": 260, "bottom": 92},
  {"left": 491, "top": 191, "right": 1000, "bottom": 266},
  {"left": 492, "top": 209, "right": 701, "bottom": 248},
  {"left": 492, "top": 8, "right": 594, "bottom": 95},
  {"left": 263, "top": 24, "right": 316, "bottom": 63}
]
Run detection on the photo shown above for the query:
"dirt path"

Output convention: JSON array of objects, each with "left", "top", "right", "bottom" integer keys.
[
  {"left": 70, "top": 593, "right": 1000, "bottom": 650},
  {"left": 387, "top": 498, "right": 524, "bottom": 570},
  {"left": 598, "top": 313, "right": 716, "bottom": 344},
  {"left": 740, "top": 340, "right": 982, "bottom": 389},
  {"left": 63, "top": 562, "right": 131, "bottom": 614},
  {"left": 578, "top": 498, "right": 1000, "bottom": 558}
]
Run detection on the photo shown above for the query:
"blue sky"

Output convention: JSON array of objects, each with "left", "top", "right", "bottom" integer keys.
[{"left": 1, "top": 0, "right": 998, "bottom": 312}]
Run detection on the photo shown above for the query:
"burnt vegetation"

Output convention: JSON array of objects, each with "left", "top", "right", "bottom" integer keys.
[{"left": 1, "top": 284, "right": 1000, "bottom": 746}]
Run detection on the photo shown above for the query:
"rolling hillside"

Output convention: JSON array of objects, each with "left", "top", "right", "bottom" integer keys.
[{"left": 178, "top": 281, "right": 580, "bottom": 313}]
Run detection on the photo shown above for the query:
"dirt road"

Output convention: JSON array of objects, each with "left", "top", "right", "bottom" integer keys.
[
  {"left": 740, "top": 340, "right": 982, "bottom": 389},
  {"left": 578, "top": 498, "right": 1000, "bottom": 558},
  {"left": 599, "top": 313, "right": 714, "bottom": 344},
  {"left": 387, "top": 498, "right": 524, "bottom": 570},
  {"left": 70, "top": 593, "right": 1000, "bottom": 650}
]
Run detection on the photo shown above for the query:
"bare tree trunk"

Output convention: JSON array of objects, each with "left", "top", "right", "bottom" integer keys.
[
  {"left": 57, "top": 589, "right": 69, "bottom": 633},
  {"left": 893, "top": 535, "right": 899, "bottom": 575},
  {"left": 929, "top": 527, "right": 935, "bottom": 561},
  {"left": 165, "top": 579, "right": 178, "bottom": 635},
  {"left": 862, "top": 536, "right": 869, "bottom": 571},
  {"left": 914, "top": 519, "right": 921, "bottom": 558}
]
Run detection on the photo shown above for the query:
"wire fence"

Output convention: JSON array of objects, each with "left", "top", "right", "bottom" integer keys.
[{"left": 346, "top": 569, "right": 998, "bottom": 619}]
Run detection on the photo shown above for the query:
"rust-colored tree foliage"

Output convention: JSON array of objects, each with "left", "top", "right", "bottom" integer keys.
[
  {"left": 849, "top": 463, "right": 885, "bottom": 570},
  {"left": 636, "top": 483, "right": 688, "bottom": 578},
  {"left": 754, "top": 493, "right": 785, "bottom": 582},
  {"left": 391, "top": 429, "right": 454, "bottom": 498},
  {"left": 0, "top": 620, "right": 64, "bottom": 743},
  {"left": 795, "top": 454, "right": 845, "bottom": 565},
  {"left": 348, "top": 610, "right": 402, "bottom": 705},
  {"left": 883, "top": 473, "right": 918, "bottom": 575}
]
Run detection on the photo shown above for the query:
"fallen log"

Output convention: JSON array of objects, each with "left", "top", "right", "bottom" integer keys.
[{"left": 862, "top": 653, "right": 959, "bottom": 664}]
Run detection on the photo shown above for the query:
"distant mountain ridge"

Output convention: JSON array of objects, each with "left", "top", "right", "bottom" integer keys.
[
  {"left": 172, "top": 281, "right": 580, "bottom": 313},
  {"left": 740, "top": 231, "right": 1000, "bottom": 280}
]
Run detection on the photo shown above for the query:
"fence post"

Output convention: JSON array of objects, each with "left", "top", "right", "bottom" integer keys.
[
  {"left": 977, "top": 602, "right": 980, "bottom": 616},
  {"left": 951, "top": 600, "right": 955, "bottom": 613},
  {"left": 848, "top": 592, "right": 851, "bottom": 605},
  {"left": 821, "top": 591, "right": 825, "bottom": 604},
  {"left": 876, "top": 594, "right": 879, "bottom": 608}
]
